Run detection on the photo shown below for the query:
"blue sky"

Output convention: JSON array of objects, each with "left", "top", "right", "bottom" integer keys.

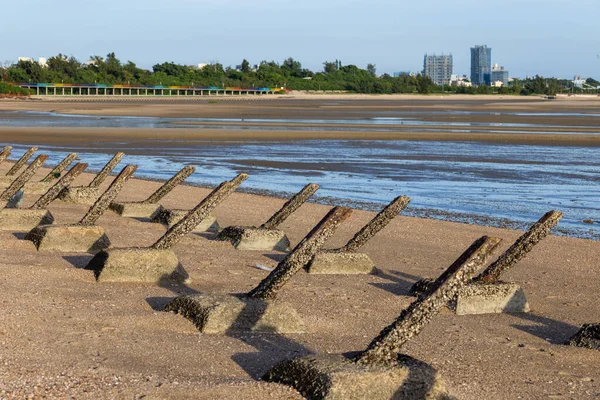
[{"left": 3, "top": 0, "right": 599, "bottom": 78}]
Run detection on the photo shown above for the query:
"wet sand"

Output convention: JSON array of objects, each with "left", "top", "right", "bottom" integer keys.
[
  {"left": 1, "top": 95, "right": 599, "bottom": 147},
  {"left": 2, "top": 94, "right": 600, "bottom": 121},
  {"left": 0, "top": 126, "right": 599, "bottom": 147},
  {"left": 0, "top": 162, "right": 598, "bottom": 399}
]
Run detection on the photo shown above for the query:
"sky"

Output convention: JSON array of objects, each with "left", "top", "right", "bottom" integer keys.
[{"left": 3, "top": 0, "right": 599, "bottom": 79}]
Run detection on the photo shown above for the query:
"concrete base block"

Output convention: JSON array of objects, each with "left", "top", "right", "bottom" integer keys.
[
  {"left": 567, "top": 324, "right": 600, "bottom": 350},
  {"left": 263, "top": 354, "right": 451, "bottom": 400},
  {"left": 306, "top": 251, "right": 375, "bottom": 275},
  {"left": 0, "top": 209, "right": 54, "bottom": 231},
  {"left": 216, "top": 226, "right": 290, "bottom": 251},
  {"left": 164, "top": 293, "right": 305, "bottom": 334},
  {"left": 58, "top": 186, "right": 100, "bottom": 205},
  {"left": 151, "top": 207, "right": 220, "bottom": 233},
  {"left": 25, "top": 224, "right": 110, "bottom": 252},
  {"left": 109, "top": 202, "right": 161, "bottom": 218},
  {"left": 22, "top": 181, "right": 54, "bottom": 195},
  {"left": 453, "top": 282, "right": 530, "bottom": 315},
  {"left": 0, "top": 180, "right": 53, "bottom": 194},
  {"left": 85, "top": 247, "right": 189, "bottom": 284}
]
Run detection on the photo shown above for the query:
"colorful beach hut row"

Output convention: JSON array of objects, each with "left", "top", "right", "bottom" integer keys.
[{"left": 14, "top": 82, "right": 286, "bottom": 93}]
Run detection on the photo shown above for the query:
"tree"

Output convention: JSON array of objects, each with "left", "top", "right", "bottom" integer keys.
[
  {"left": 105, "top": 52, "right": 122, "bottom": 80},
  {"left": 416, "top": 74, "right": 433, "bottom": 94},
  {"left": 524, "top": 75, "right": 547, "bottom": 94},
  {"left": 546, "top": 79, "right": 560, "bottom": 96},
  {"left": 241, "top": 59, "right": 250, "bottom": 73},
  {"left": 323, "top": 61, "right": 338, "bottom": 74},
  {"left": 282, "top": 57, "right": 302, "bottom": 77},
  {"left": 16, "top": 60, "right": 43, "bottom": 82},
  {"left": 367, "top": 63, "right": 377, "bottom": 77},
  {"left": 509, "top": 81, "right": 522, "bottom": 95},
  {"left": 586, "top": 77, "right": 599, "bottom": 87}
]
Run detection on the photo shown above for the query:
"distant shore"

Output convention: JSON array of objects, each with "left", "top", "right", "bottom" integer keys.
[{"left": 2, "top": 91, "right": 599, "bottom": 103}]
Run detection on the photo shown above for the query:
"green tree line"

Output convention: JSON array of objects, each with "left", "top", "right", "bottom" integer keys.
[{"left": 0, "top": 53, "right": 597, "bottom": 95}]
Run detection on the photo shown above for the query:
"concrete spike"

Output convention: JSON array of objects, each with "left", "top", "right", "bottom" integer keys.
[
  {"left": 0, "top": 154, "right": 48, "bottom": 203},
  {"left": 84, "top": 173, "right": 248, "bottom": 284},
  {"left": 41, "top": 153, "right": 78, "bottom": 182},
  {"left": 475, "top": 210, "right": 563, "bottom": 283},
  {"left": 141, "top": 165, "right": 195, "bottom": 204},
  {"left": 31, "top": 163, "right": 88, "bottom": 210},
  {"left": 340, "top": 196, "right": 411, "bottom": 253},
  {"left": 151, "top": 173, "right": 248, "bottom": 250},
  {"left": 260, "top": 183, "right": 319, "bottom": 230},
  {"left": 0, "top": 146, "right": 12, "bottom": 164},
  {"left": 88, "top": 152, "right": 125, "bottom": 188},
  {"left": 6, "top": 147, "right": 37, "bottom": 176},
  {"left": 151, "top": 207, "right": 220, "bottom": 233},
  {"left": 566, "top": 324, "right": 600, "bottom": 350},
  {"left": 410, "top": 211, "right": 564, "bottom": 299},
  {"left": 305, "top": 196, "right": 411, "bottom": 275},
  {"left": 108, "top": 166, "right": 196, "bottom": 218},
  {"left": 78, "top": 165, "right": 137, "bottom": 226},
  {"left": 247, "top": 206, "right": 353, "bottom": 300},
  {"left": 355, "top": 236, "right": 501, "bottom": 366}
]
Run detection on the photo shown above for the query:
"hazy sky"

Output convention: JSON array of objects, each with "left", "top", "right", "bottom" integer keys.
[{"left": 3, "top": 0, "right": 599, "bottom": 78}]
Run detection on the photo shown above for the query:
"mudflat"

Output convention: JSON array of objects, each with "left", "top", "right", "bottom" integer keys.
[
  {"left": 0, "top": 160, "right": 598, "bottom": 399},
  {"left": 1, "top": 95, "right": 600, "bottom": 147}
]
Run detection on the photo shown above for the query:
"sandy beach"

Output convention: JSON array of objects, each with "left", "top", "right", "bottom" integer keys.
[
  {"left": 0, "top": 96, "right": 598, "bottom": 398},
  {"left": 0, "top": 157, "right": 598, "bottom": 399}
]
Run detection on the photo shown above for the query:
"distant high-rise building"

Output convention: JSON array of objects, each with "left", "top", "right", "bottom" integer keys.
[
  {"left": 470, "top": 45, "right": 492, "bottom": 85},
  {"left": 423, "top": 54, "right": 453, "bottom": 86},
  {"left": 491, "top": 63, "right": 509, "bottom": 86}
]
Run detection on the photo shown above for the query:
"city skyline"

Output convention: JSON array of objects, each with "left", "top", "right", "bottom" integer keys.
[{"left": 3, "top": 0, "right": 599, "bottom": 79}]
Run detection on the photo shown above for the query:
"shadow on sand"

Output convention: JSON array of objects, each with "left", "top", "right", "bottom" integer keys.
[
  {"left": 511, "top": 312, "right": 580, "bottom": 344},
  {"left": 369, "top": 269, "right": 423, "bottom": 296}
]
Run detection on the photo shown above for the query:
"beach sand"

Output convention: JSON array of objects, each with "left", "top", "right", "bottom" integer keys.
[
  {"left": 0, "top": 159, "right": 598, "bottom": 399},
  {"left": 0, "top": 96, "right": 598, "bottom": 398}
]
